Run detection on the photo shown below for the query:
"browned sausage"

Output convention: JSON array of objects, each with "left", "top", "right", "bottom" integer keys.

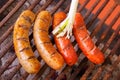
[
  {"left": 33, "top": 11, "right": 64, "bottom": 70},
  {"left": 13, "top": 10, "right": 41, "bottom": 73},
  {"left": 73, "top": 13, "right": 105, "bottom": 64}
]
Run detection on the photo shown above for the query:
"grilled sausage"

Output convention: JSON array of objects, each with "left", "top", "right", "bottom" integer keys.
[
  {"left": 73, "top": 13, "right": 105, "bottom": 64},
  {"left": 53, "top": 12, "right": 78, "bottom": 66},
  {"left": 33, "top": 11, "right": 64, "bottom": 70},
  {"left": 13, "top": 10, "right": 41, "bottom": 73}
]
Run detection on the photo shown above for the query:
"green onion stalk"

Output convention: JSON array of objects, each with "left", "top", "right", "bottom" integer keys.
[{"left": 52, "top": 0, "right": 79, "bottom": 39}]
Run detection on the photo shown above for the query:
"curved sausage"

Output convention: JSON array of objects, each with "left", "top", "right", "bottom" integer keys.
[
  {"left": 13, "top": 10, "right": 41, "bottom": 73},
  {"left": 73, "top": 13, "right": 105, "bottom": 64},
  {"left": 33, "top": 11, "right": 64, "bottom": 70},
  {"left": 53, "top": 12, "right": 78, "bottom": 66}
]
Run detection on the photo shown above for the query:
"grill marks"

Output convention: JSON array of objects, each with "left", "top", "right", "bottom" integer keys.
[
  {"left": 18, "top": 24, "right": 29, "bottom": 30},
  {"left": 18, "top": 15, "right": 32, "bottom": 30},
  {"left": 73, "top": 13, "right": 105, "bottom": 64},
  {"left": 39, "top": 17, "right": 49, "bottom": 24},
  {"left": 50, "top": 51, "right": 57, "bottom": 57},
  {"left": 82, "top": 35, "right": 89, "bottom": 42},
  {"left": 17, "top": 16, "right": 32, "bottom": 53},
  {"left": 19, "top": 47, "right": 30, "bottom": 52},
  {"left": 13, "top": 10, "right": 41, "bottom": 73},
  {"left": 28, "top": 56, "right": 36, "bottom": 60},
  {"left": 76, "top": 25, "right": 95, "bottom": 51},
  {"left": 77, "top": 25, "right": 85, "bottom": 30},
  {"left": 38, "top": 28, "right": 48, "bottom": 32},
  {"left": 39, "top": 41, "right": 51, "bottom": 44},
  {"left": 22, "top": 15, "right": 32, "bottom": 24},
  {"left": 17, "top": 37, "right": 28, "bottom": 42},
  {"left": 63, "top": 43, "right": 71, "bottom": 51}
]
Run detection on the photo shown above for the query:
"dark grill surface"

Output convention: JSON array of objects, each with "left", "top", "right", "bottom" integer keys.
[{"left": 0, "top": 0, "right": 120, "bottom": 80}]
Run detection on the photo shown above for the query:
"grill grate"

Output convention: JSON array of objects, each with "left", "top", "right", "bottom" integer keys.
[{"left": 0, "top": 0, "right": 120, "bottom": 80}]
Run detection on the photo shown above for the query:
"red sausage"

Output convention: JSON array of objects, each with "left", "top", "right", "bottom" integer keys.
[
  {"left": 53, "top": 12, "right": 78, "bottom": 66},
  {"left": 73, "top": 13, "right": 105, "bottom": 64}
]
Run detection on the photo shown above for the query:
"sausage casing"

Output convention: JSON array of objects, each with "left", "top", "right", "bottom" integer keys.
[
  {"left": 33, "top": 11, "right": 64, "bottom": 70},
  {"left": 13, "top": 10, "right": 41, "bottom": 73}
]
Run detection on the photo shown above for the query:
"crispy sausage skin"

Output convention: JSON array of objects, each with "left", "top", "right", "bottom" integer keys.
[
  {"left": 13, "top": 10, "right": 41, "bottom": 73},
  {"left": 33, "top": 11, "right": 64, "bottom": 70},
  {"left": 53, "top": 12, "right": 78, "bottom": 66},
  {"left": 73, "top": 13, "right": 105, "bottom": 64}
]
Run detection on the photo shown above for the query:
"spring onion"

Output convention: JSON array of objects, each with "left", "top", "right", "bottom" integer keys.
[{"left": 52, "top": 0, "right": 79, "bottom": 39}]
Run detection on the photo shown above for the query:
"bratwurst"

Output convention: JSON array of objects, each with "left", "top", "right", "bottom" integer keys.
[
  {"left": 13, "top": 10, "right": 41, "bottom": 73},
  {"left": 33, "top": 11, "right": 64, "bottom": 70}
]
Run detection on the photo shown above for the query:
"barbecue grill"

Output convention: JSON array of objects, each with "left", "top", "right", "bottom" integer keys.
[{"left": 0, "top": 0, "right": 120, "bottom": 80}]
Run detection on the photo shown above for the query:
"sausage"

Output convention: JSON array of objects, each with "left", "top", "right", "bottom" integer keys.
[
  {"left": 13, "top": 10, "right": 41, "bottom": 73},
  {"left": 33, "top": 11, "right": 64, "bottom": 70},
  {"left": 73, "top": 13, "right": 105, "bottom": 64},
  {"left": 53, "top": 12, "right": 78, "bottom": 66}
]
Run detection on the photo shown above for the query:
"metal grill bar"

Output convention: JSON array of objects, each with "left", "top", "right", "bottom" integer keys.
[
  {"left": 103, "top": 46, "right": 120, "bottom": 80},
  {"left": 3, "top": 64, "right": 21, "bottom": 80},
  {"left": 0, "top": 26, "right": 13, "bottom": 45},
  {"left": 109, "top": 37, "right": 120, "bottom": 58},
  {"left": 36, "top": 0, "right": 53, "bottom": 14},
  {"left": 91, "top": 66, "right": 104, "bottom": 80},
  {"left": 0, "top": 0, "right": 26, "bottom": 28},
  {"left": 0, "top": 0, "right": 14, "bottom": 14},
  {"left": 56, "top": 66, "right": 71, "bottom": 80},
  {"left": 32, "top": 64, "right": 48, "bottom": 80},
  {"left": 28, "top": 0, "right": 41, "bottom": 10},
  {"left": 69, "top": 58, "right": 88, "bottom": 80},
  {"left": 0, "top": 54, "right": 16, "bottom": 76},
  {"left": 0, "top": 40, "right": 12, "bottom": 58},
  {"left": 84, "top": 0, "right": 100, "bottom": 19},
  {"left": 90, "top": 3, "right": 117, "bottom": 38},
  {"left": 0, "top": 0, "right": 41, "bottom": 58},
  {"left": 80, "top": 63, "right": 94, "bottom": 80},
  {"left": 116, "top": 70, "right": 120, "bottom": 80},
  {"left": 77, "top": 0, "right": 90, "bottom": 12},
  {"left": 91, "top": 25, "right": 120, "bottom": 80},
  {"left": 1, "top": 45, "right": 41, "bottom": 79},
  {"left": 50, "top": 0, "right": 65, "bottom": 15},
  {"left": 96, "top": 13, "right": 120, "bottom": 46},
  {"left": 64, "top": 4, "right": 70, "bottom": 13},
  {"left": 86, "top": 0, "right": 109, "bottom": 28},
  {"left": 44, "top": 69, "right": 56, "bottom": 80},
  {"left": 58, "top": 56, "right": 88, "bottom": 80},
  {"left": 102, "top": 26, "right": 120, "bottom": 52},
  {"left": 0, "top": 0, "right": 42, "bottom": 45}
]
